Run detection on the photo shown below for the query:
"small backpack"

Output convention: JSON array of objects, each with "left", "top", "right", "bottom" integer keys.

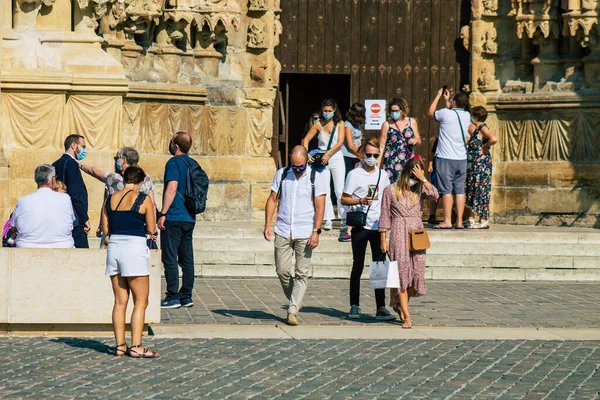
[{"left": 177, "top": 157, "right": 209, "bottom": 214}]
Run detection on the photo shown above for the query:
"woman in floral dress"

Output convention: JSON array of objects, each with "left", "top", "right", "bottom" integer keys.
[
  {"left": 378, "top": 98, "right": 422, "bottom": 183},
  {"left": 379, "top": 157, "right": 439, "bottom": 329},
  {"left": 465, "top": 106, "right": 497, "bottom": 229}
]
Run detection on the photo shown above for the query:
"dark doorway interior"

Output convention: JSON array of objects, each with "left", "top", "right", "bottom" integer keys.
[{"left": 278, "top": 73, "right": 351, "bottom": 164}]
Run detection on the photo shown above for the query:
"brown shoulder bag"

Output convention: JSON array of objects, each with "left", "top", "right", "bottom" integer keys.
[{"left": 409, "top": 228, "right": 430, "bottom": 252}]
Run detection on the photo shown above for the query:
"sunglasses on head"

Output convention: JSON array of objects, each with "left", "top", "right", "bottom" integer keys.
[
  {"left": 291, "top": 165, "right": 307, "bottom": 172},
  {"left": 365, "top": 153, "right": 380, "bottom": 158}
]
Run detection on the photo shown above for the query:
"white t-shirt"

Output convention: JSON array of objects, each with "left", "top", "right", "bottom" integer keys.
[
  {"left": 342, "top": 121, "right": 363, "bottom": 158},
  {"left": 11, "top": 188, "right": 75, "bottom": 248},
  {"left": 433, "top": 108, "right": 471, "bottom": 160},
  {"left": 271, "top": 166, "right": 328, "bottom": 239},
  {"left": 343, "top": 166, "right": 390, "bottom": 231}
]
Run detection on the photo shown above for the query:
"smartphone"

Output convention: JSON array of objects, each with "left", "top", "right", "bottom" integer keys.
[{"left": 442, "top": 85, "right": 448, "bottom": 96}]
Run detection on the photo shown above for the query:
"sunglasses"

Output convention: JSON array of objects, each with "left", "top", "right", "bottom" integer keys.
[
  {"left": 365, "top": 153, "right": 380, "bottom": 158},
  {"left": 291, "top": 165, "right": 307, "bottom": 172}
]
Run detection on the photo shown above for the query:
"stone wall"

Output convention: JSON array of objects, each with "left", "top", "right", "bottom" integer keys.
[
  {"left": 0, "top": 0, "right": 280, "bottom": 224},
  {"left": 467, "top": 0, "right": 600, "bottom": 227}
]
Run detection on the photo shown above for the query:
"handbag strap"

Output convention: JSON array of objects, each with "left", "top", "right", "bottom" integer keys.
[
  {"left": 325, "top": 122, "right": 336, "bottom": 151},
  {"left": 364, "top": 169, "right": 382, "bottom": 215},
  {"left": 453, "top": 109, "right": 468, "bottom": 153}
]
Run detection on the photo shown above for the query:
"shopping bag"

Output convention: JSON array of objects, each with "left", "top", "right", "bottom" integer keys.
[{"left": 369, "top": 257, "right": 400, "bottom": 289}]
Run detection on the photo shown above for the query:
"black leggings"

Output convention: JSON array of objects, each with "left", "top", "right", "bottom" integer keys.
[{"left": 350, "top": 226, "right": 386, "bottom": 309}]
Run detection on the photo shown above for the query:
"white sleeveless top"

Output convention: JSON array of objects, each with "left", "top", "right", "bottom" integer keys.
[{"left": 317, "top": 121, "right": 343, "bottom": 160}]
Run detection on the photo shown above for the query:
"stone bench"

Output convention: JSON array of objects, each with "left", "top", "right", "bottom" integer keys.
[{"left": 0, "top": 248, "right": 161, "bottom": 332}]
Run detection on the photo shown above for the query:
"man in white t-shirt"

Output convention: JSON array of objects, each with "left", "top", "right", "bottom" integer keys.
[
  {"left": 427, "top": 89, "right": 471, "bottom": 229},
  {"left": 11, "top": 164, "right": 75, "bottom": 248},
  {"left": 341, "top": 138, "right": 396, "bottom": 321},
  {"left": 263, "top": 146, "right": 327, "bottom": 326}
]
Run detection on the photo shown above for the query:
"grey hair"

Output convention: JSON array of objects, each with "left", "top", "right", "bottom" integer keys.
[
  {"left": 118, "top": 147, "right": 140, "bottom": 167},
  {"left": 34, "top": 164, "right": 55, "bottom": 186}
]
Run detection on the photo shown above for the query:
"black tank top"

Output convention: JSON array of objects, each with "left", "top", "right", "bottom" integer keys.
[{"left": 106, "top": 191, "right": 147, "bottom": 237}]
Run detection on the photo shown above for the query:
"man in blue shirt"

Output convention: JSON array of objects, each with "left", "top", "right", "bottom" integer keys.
[{"left": 158, "top": 132, "right": 196, "bottom": 309}]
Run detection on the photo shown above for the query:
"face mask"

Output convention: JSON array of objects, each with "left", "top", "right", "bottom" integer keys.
[
  {"left": 115, "top": 159, "right": 123, "bottom": 172},
  {"left": 364, "top": 156, "right": 378, "bottom": 167},
  {"left": 391, "top": 111, "right": 401, "bottom": 121},
  {"left": 76, "top": 147, "right": 87, "bottom": 161},
  {"left": 322, "top": 112, "right": 333, "bottom": 120},
  {"left": 409, "top": 178, "right": 418, "bottom": 187},
  {"left": 168, "top": 141, "right": 177, "bottom": 156}
]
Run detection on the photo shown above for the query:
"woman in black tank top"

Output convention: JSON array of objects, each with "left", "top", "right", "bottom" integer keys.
[{"left": 101, "top": 166, "right": 159, "bottom": 358}]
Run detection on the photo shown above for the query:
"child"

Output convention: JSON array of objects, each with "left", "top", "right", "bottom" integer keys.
[{"left": 465, "top": 106, "right": 497, "bottom": 229}]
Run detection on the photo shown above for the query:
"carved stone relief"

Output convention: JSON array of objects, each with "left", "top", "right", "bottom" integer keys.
[
  {"left": 13, "top": 0, "right": 56, "bottom": 32},
  {"left": 247, "top": 20, "right": 269, "bottom": 48},
  {"left": 248, "top": 0, "right": 268, "bottom": 11}
]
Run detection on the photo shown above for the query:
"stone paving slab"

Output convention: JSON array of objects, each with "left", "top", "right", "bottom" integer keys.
[
  {"left": 0, "top": 337, "right": 599, "bottom": 399},
  {"left": 161, "top": 278, "right": 600, "bottom": 328}
]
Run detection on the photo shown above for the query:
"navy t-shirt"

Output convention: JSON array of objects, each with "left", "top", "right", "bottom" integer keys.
[{"left": 164, "top": 155, "right": 195, "bottom": 223}]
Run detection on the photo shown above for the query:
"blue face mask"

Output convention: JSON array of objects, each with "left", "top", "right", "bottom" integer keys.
[
  {"left": 115, "top": 158, "right": 123, "bottom": 172},
  {"left": 391, "top": 111, "right": 401, "bottom": 121},
  {"left": 322, "top": 112, "right": 334, "bottom": 120},
  {"left": 76, "top": 147, "right": 87, "bottom": 161}
]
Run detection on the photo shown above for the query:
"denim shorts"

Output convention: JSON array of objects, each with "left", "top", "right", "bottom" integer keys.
[{"left": 435, "top": 157, "right": 467, "bottom": 196}]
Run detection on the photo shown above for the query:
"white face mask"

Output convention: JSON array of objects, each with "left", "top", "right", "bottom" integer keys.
[
  {"left": 409, "top": 178, "right": 418, "bottom": 187},
  {"left": 364, "top": 156, "right": 378, "bottom": 167}
]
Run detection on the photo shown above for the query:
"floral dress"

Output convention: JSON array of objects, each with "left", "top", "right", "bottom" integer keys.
[
  {"left": 383, "top": 119, "right": 415, "bottom": 183},
  {"left": 379, "top": 183, "right": 439, "bottom": 307},
  {"left": 466, "top": 124, "right": 492, "bottom": 220}
]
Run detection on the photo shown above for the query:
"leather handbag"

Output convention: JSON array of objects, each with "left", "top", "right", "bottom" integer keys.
[
  {"left": 409, "top": 228, "right": 430, "bottom": 252},
  {"left": 346, "top": 170, "right": 382, "bottom": 227}
]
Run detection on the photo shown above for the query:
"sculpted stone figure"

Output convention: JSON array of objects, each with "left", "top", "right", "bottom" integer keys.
[
  {"left": 74, "top": 0, "right": 112, "bottom": 33},
  {"left": 13, "top": 0, "right": 56, "bottom": 32},
  {"left": 482, "top": 0, "right": 498, "bottom": 15},
  {"left": 248, "top": 20, "right": 268, "bottom": 48},
  {"left": 249, "top": 0, "right": 268, "bottom": 11}
]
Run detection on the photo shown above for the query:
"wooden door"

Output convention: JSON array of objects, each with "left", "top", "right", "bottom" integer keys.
[{"left": 275, "top": 0, "right": 468, "bottom": 167}]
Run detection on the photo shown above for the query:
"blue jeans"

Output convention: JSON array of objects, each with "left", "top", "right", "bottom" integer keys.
[{"left": 161, "top": 220, "right": 195, "bottom": 300}]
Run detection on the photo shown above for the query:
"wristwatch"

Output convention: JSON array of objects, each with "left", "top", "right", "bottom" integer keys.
[
  {"left": 313, "top": 228, "right": 322, "bottom": 235},
  {"left": 422, "top": 178, "right": 428, "bottom": 183}
]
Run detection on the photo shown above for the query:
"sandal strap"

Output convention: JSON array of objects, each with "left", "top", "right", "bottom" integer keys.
[{"left": 116, "top": 343, "right": 127, "bottom": 348}]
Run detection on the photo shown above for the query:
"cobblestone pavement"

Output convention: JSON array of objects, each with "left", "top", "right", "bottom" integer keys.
[
  {"left": 162, "top": 279, "right": 600, "bottom": 328},
  {"left": 1, "top": 337, "right": 599, "bottom": 399}
]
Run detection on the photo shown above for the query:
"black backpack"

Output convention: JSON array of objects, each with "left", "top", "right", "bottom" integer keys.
[
  {"left": 177, "top": 157, "right": 209, "bottom": 214},
  {"left": 277, "top": 166, "right": 317, "bottom": 204}
]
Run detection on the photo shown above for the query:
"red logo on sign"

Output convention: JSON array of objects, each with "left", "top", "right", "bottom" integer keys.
[{"left": 370, "top": 104, "right": 381, "bottom": 114}]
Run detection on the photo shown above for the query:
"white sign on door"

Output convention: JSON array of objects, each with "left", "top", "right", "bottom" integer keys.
[{"left": 365, "top": 99, "right": 387, "bottom": 130}]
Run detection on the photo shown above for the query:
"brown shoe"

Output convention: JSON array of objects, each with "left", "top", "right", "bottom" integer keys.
[{"left": 286, "top": 312, "right": 298, "bottom": 326}]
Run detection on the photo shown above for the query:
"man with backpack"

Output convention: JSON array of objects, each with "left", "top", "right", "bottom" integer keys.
[
  {"left": 263, "top": 146, "right": 327, "bottom": 326},
  {"left": 159, "top": 131, "right": 208, "bottom": 309}
]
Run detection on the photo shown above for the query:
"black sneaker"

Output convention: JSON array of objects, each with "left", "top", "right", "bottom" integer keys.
[
  {"left": 181, "top": 298, "right": 194, "bottom": 308},
  {"left": 161, "top": 298, "right": 181, "bottom": 309}
]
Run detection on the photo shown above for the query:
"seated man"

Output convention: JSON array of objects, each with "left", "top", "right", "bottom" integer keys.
[{"left": 11, "top": 164, "right": 75, "bottom": 248}]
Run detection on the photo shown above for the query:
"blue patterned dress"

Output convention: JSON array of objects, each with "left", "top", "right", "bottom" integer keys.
[
  {"left": 383, "top": 119, "right": 415, "bottom": 184},
  {"left": 466, "top": 124, "right": 492, "bottom": 220}
]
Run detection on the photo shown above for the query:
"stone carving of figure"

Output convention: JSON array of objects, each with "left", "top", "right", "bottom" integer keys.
[
  {"left": 273, "top": 15, "right": 282, "bottom": 47},
  {"left": 249, "top": 0, "right": 268, "bottom": 11},
  {"left": 478, "top": 67, "right": 499, "bottom": 91},
  {"left": 74, "top": 0, "right": 112, "bottom": 33},
  {"left": 483, "top": 28, "right": 498, "bottom": 53},
  {"left": 13, "top": 0, "right": 56, "bottom": 32},
  {"left": 248, "top": 20, "right": 268, "bottom": 48},
  {"left": 524, "top": 0, "right": 552, "bottom": 15},
  {"left": 509, "top": 0, "right": 523, "bottom": 15},
  {"left": 99, "top": 1, "right": 127, "bottom": 41},
  {"left": 482, "top": 0, "right": 498, "bottom": 15}
]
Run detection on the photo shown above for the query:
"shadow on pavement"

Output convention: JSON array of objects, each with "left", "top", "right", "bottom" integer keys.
[
  {"left": 296, "top": 306, "right": 402, "bottom": 325},
  {"left": 50, "top": 338, "right": 113, "bottom": 355},
  {"left": 212, "top": 309, "right": 287, "bottom": 324}
]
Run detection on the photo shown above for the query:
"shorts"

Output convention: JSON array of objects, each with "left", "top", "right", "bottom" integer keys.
[
  {"left": 435, "top": 157, "right": 467, "bottom": 196},
  {"left": 106, "top": 235, "right": 149, "bottom": 277}
]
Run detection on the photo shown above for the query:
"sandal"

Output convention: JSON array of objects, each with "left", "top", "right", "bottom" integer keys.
[
  {"left": 128, "top": 344, "right": 160, "bottom": 359},
  {"left": 402, "top": 317, "right": 412, "bottom": 329},
  {"left": 115, "top": 343, "right": 128, "bottom": 357},
  {"left": 472, "top": 221, "right": 490, "bottom": 229}
]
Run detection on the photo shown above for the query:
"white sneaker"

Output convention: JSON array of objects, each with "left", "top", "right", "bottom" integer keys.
[{"left": 323, "top": 220, "right": 333, "bottom": 230}]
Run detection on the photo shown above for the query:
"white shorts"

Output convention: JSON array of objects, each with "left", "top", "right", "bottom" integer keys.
[{"left": 106, "top": 235, "right": 149, "bottom": 277}]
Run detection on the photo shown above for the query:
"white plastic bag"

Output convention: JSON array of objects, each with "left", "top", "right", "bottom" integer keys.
[{"left": 369, "top": 259, "right": 400, "bottom": 289}]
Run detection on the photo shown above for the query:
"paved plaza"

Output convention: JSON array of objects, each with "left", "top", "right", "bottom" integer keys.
[
  {"left": 162, "top": 278, "right": 600, "bottom": 328},
  {"left": 2, "top": 278, "right": 600, "bottom": 399},
  {"left": 1, "top": 337, "right": 599, "bottom": 399}
]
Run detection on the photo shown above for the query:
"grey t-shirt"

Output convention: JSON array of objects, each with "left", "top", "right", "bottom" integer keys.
[{"left": 433, "top": 108, "right": 470, "bottom": 160}]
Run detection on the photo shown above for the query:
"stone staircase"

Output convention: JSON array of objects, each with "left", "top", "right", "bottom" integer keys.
[{"left": 191, "top": 222, "right": 600, "bottom": 281}]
